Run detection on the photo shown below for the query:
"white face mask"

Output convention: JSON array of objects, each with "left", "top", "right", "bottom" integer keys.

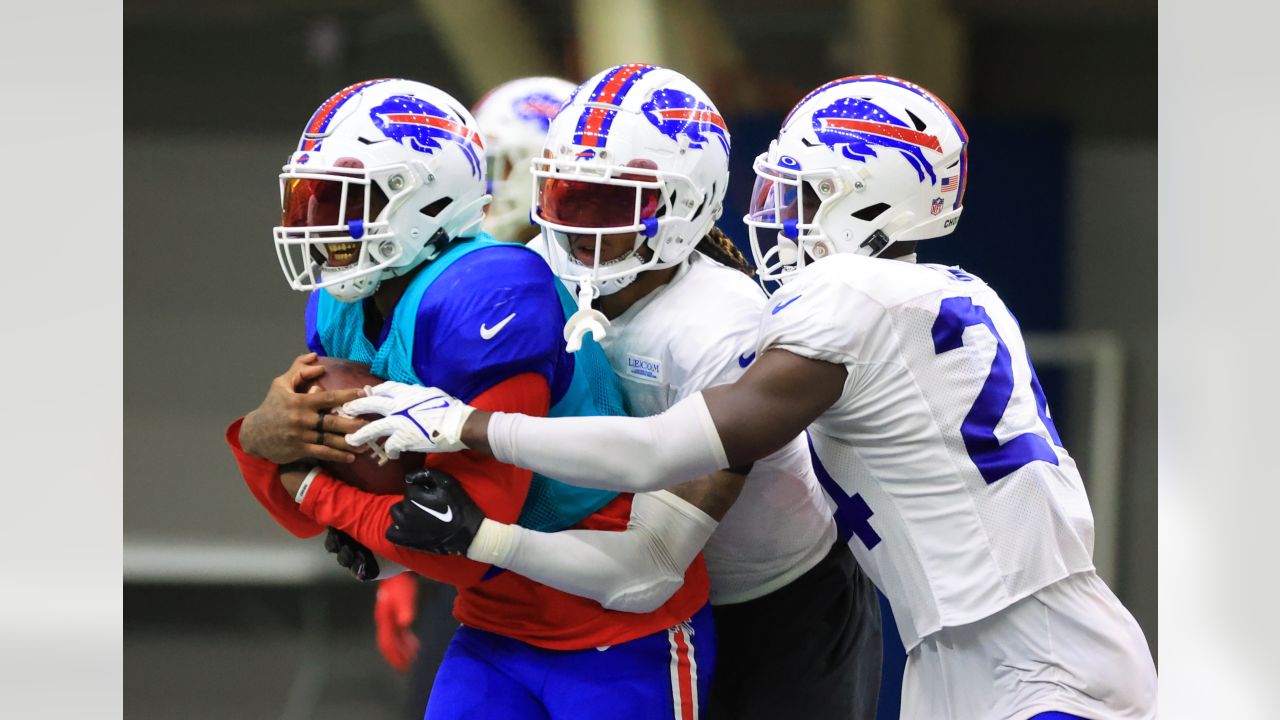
[{"left": 546, "top": 233, "right": 648, "bottom": 296}]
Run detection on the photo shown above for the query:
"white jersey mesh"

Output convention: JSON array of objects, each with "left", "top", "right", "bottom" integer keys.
[
  {"left": 758, "top": 254, "right": 1095, "bottom": 649},
  {"left": 601, "top": 253, "right": 836, "bottom": 604}
]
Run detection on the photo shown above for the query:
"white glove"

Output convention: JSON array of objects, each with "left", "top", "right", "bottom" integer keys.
[{"left": 342, "top": 382, "right": 476, "bottom": 456}]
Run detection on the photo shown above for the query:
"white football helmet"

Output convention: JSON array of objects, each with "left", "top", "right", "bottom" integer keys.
[
  {"left": 472, "top": 76, "right": 578, "bottom": 241},
  {"left": 274, "top": 78, "right": 490, "bottom": 302},
  {"left": 532, "top": 64, "right": 730, "bottom": 350},
  {"left": 745, "top": 75, "right": 968, "bottom": 287}
]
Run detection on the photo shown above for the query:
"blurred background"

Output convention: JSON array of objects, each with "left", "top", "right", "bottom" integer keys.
[{"left": 125, "top": 0, "right": 1155, "bottom": 717}]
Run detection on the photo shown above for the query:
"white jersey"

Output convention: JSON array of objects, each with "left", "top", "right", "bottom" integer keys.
[
  {"left": 757, "top": 254, "right": 1096, "bottom": 650},
  {"left": 903, "top": 570, "right": 1156, "bottom": 719},
  {"left": 600, "top": 252, "right": 836, "bottom": 604}
]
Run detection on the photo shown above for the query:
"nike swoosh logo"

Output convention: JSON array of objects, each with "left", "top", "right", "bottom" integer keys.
[
  {"left": 771, "top": 295, "right": 802, "bottom": 315},
  {"left": 480, "top": 312, "right": 517, "bottom": 340},
  {"left": 738, "top": 352, "right": 756, "bottom": 368},
  {"left": 411, "top": 499, "right": 453, "bottom": 523}
]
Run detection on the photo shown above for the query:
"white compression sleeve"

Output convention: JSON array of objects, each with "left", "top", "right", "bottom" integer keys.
[
  {"left": 486, "top": 391, "right": 729, "bottom": 493},
  {"left": 466, "top": 491, "right": 718, "bottom": 613}
]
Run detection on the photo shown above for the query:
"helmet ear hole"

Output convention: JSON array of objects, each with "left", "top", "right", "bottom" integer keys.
[
  {"left": 904, "top": 108, "right": 927, "bottom": 132},
  {"left": 656, "top": 190, "right": 675, "bottom": 218},
  {"left": 369, "top": 184, "right": 390, "bottom": 220},
  {"left": 420, "top": 197, "right": 453, "bottom": 218},
  {"left": 852, "top": 203, "right": 891, "bottom": 221},
  {"left": 691, "top": 192, "right": 707, "bottom": 219}
]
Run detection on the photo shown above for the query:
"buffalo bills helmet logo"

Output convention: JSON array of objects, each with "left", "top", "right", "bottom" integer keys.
[
  {"left": 641, "top": 89, "right": 729, "bottom": 154},
  {"left": 370, "top": 95, "right": 484, "bottom": 177},
  {"left": 513, "top": 92, "right": 563, "bottom": 131},
  {"left": 811, "top": 98, "right": 941, "bottom": 185}
]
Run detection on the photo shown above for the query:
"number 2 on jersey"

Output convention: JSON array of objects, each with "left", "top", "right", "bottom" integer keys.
[{"left": 931, "top": 296, "right": 1062, "bottom": 484}]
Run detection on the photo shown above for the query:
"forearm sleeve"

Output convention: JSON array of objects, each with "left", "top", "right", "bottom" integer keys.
[
  {"left": 468, "top": 491, "right": 718, "bottom": 613},
  {"left": 486, "top": 392, "right": 729, "bottom": 493}
]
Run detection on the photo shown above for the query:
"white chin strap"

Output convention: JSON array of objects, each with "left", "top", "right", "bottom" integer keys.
[
  {"left": 589, "top": 260, "right": 645, "bottom": 296},
  {"left": 320, "top": 265, "right": 382, "bottom": 303},
  {"left": 775, "top": 235, "right": 800, "bottom": 266}
]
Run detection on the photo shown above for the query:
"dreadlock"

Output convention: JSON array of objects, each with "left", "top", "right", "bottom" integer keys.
[{"left": 695, "top": 225, "right": 754, "bottom": 277}]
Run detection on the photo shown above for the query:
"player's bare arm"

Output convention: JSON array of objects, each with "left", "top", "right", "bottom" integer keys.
[
  {"left": 700, "top": 348, "right": 847, "bottom": 467},
  {"left": 665, "top": 470, "right": 746, "bottom": 522},
  {"left": 239, "top": 352, "right": 368, "bottom": 465},
  {"left": 455, "top": 345, "right": 844, "bottom": 479},
  {"left": 278, "top": 464, "right": 309, "bottom": 497}
]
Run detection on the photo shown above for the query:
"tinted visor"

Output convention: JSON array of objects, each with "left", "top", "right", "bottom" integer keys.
[
  {"left": 747, "top": 171, "right": 819, "bottom": 225},
  {"left": 280, "top": 170, "right": 389, "bottom": 229},
  {"left": 537, "top": 177, "right": 660, "bottom": 229}
]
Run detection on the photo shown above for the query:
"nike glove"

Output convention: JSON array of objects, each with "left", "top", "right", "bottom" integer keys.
[
  {"left": 324, "top": 527, "right": 381, "bottom": 582},
  {"left": 386, "top": 468, "right": 485, "bottom": 555},
  {"left": 342, "top": 382, "right": 475, "bottom": 456}
]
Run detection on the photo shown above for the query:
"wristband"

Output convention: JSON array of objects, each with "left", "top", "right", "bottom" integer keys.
[
  {"left": 294, "top": 466, "right": 323, "bottom": 503},
  {"left": 466, "top": 518, "right": 516, "bottom": 565}
]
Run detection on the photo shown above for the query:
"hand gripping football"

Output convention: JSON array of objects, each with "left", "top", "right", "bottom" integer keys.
[{"left": 301, "top": 357, "right": 423, "bottom": 494}]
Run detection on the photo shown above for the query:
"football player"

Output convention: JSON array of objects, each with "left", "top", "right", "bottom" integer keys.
[
  {"left": 475, "top": 76, "right": 579, "bottom": 242},
  {"left": 345, "top": 76, "right": 1159, "bottom": 719},
  {"left": 350, "top": 64, "right": 883, "bottom": 720},
  {"left": 227, "top": 78, "right": 714, "bottom": 719},
  {"left": 370, "top": 75, "right": 578, "bottom": 720}
]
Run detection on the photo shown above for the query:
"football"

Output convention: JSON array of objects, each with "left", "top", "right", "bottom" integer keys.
[{"left": 301, "top": 356, "right": 423, "bottom": 495}]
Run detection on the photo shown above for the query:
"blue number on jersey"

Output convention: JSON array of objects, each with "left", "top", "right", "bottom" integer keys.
[
  {"left": 807, "top": 435, "right": 881, "bottom": 550},
  {"left": 931, "top": 296, "right": 1061, "bottom": 484}
]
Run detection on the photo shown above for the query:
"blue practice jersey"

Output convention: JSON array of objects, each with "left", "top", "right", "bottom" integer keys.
[{"left": 304, "top": 234, "right": 623, "bottom": 531}]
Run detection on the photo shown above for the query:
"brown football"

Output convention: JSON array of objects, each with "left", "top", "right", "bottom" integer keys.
[{"left": 300, "top": 357, "right": 423, "bottom": 495}]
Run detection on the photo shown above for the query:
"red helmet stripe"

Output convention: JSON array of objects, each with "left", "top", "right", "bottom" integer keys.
[
  {"left": 819, "top": 118, "right": 943, "bottom": 153},
  {"left": 301, "top": 79, "right": 389, "bottom": 151},
  {"left": 380, "top": 112, "right": 485, "bottom": 149},
  {"left": 655, "top": 108, "right": 727, "bottom": 132}
]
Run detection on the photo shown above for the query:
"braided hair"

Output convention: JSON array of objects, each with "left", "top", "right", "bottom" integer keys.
[{"left": 695, "top": 225, "right": 754, "bottom": 277}]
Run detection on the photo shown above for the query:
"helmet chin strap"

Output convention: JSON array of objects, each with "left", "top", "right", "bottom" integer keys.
[
  {"left": 587, "top": 252, "right": 646, "bottom": 296},
  {"left": 321, "top": 266, "right": 381, "bottom": 303}
]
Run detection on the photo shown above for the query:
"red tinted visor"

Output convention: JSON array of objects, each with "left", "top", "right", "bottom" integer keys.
[
  {"left": 280, "top": 173, "right": 389, "bottom": 229},
  {"left": 537, "top": 177, "right": 660, "bottom": 229},
  {"left": 747, "top": 172, "right": 819, "bottom": 225}
]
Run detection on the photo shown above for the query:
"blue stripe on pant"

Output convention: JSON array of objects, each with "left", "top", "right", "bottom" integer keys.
[{"left": 424, "top": 604, "right": 716, "bottom": 720}]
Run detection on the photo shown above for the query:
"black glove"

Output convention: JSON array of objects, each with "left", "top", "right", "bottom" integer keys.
[
  {"left": 324, "top": 527, "right": 380, "bottom": 582},
  {"left": 386, "top": 468, "right": 485, "bottom": 555}
]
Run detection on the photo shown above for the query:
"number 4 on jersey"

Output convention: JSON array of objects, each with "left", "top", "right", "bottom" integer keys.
[
  {"left": 932, "top": 296, "right": 1062, "bottom": 485},
  {"left": 807, "top": 436, "right": 881, "bottom": 551}
]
